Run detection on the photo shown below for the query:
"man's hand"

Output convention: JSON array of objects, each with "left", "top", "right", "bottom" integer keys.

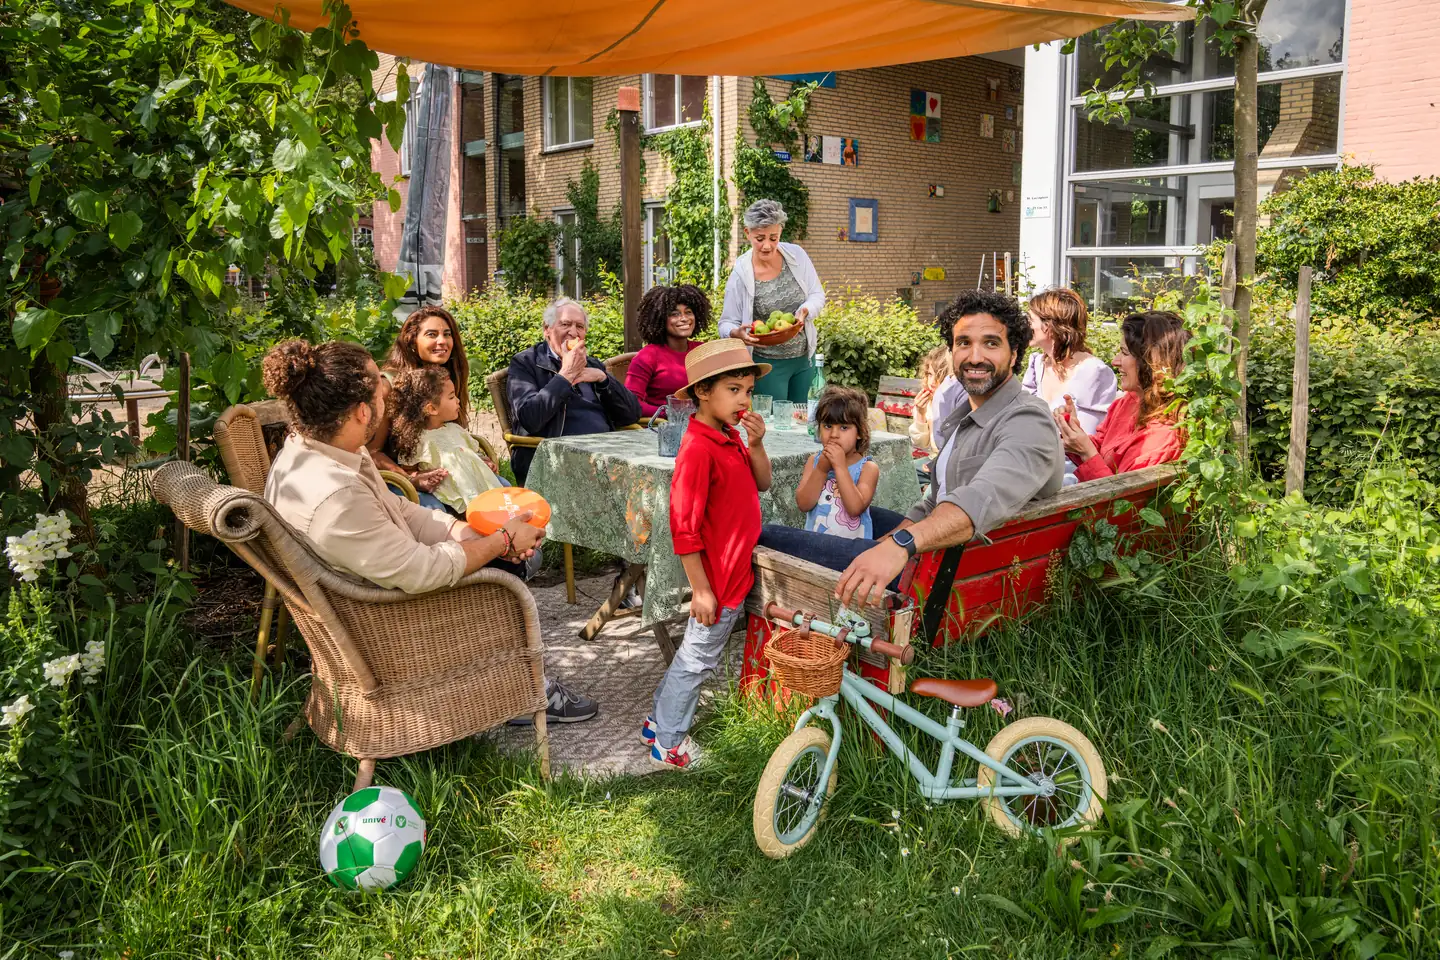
[
  {"left": 559, "top": 341, "right": 589, "bottom": 383},
  {"left": 731, "top": 325, "right": 762, "bottom": 346},
  {"left": 573, "top": 365, "right": 607, "bottom": 385},
  {"left": 689, "top": 586, "right": 718, "bottom": 626},
  {"left": 502, "top": 512, "right": 544, "bottom": 557},
  {"left": 1054, "top": 395, "right": 1098, "bottom": 461},
  {"left": 740, "top": 410, "right": 767, "bottom": 444},
  {"left": 836, "top": 537, "right": 909, "bottom": 608},
  {"left": 412, "top": 467, "right": 449, "bottom": 492}
]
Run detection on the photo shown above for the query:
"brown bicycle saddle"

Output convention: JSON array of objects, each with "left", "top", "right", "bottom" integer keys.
[{"left": 908, "top": 677, "right": 998, "bottom": 708}]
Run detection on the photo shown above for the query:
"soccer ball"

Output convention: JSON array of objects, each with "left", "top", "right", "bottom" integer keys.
[{"left": 319, "top": 785, "right": 427, "bottom": 890}]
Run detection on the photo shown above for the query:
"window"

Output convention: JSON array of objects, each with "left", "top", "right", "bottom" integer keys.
[
  {"left": 1060, "top": 0, "right": 1348, "bottom": 309},
  {"left": 644, "top": 204, "right": 672, "bottom": 289},
  {"left": 644, "top": 75, "right": 707, "bottom": 131},
  {"left": 399, "top": 81, "right": 424, "bottom": 177},
  {"left": 544, "top": 77, "right": 594, "bottom": 149},
  {"left": 555, "top": 210, "right": 582, "bottom": 299}
]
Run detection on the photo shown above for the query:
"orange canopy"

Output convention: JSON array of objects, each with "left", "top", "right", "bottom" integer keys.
[{"left": 232, "top": 0, "right": 1191, "bottom": 76}]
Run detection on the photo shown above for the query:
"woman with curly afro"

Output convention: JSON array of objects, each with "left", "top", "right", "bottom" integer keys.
[{"left": 623, "top": 283, "right": 711, "bottom": 418}]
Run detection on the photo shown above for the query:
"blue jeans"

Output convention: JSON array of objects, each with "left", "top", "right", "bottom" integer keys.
[
  {"left": 757, "top": 506, "right": 907, "bottom": 585},
  {"left": 651, "top": 604, "right": 745, "bottom": 749}
]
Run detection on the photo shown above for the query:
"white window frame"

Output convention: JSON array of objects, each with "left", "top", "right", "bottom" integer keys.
[
  {"left": 1059, "top": 0, "right": 1350, "bottom": 310},
  {"left": 643, "top": 202, "right": 672, "bottom": 290},
  {"left": 543, "top": 77, "right": 595, "bottom": 151},
  {"left": 643, "top": 74, "right": 707, "bottom": 133},
  {"left": 553, "top": 209, "right": 582, "bottom": 299}
]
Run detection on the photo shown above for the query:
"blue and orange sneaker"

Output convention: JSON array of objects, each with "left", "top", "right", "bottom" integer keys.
[
  {"left": 650, "top": 736, "right": 702, "bottom": 770},
  {"left": 640, "top": 715, "right": 657, "bottom": 747}
]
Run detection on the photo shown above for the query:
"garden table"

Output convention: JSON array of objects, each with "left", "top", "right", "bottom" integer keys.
[{"left": 525, "top": 426, "right": 922, "bottom": 662}]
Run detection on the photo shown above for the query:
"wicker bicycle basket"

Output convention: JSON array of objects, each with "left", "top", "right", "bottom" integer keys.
[{"left": 764, "top": 626, "right": 850, "bottom": 697}]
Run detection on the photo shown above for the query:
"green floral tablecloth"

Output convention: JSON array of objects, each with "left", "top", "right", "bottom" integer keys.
[{"left": 526, "top": 427, "right": 922, "bottom": 626}]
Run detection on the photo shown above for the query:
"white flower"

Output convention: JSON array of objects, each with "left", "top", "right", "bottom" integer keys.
[
  {"left": 890, "top": 808, "right": 901, "bottom": 819},
  {"left": 1, "top": 695, "right": 34, "bottom": 727},
  {"left": 5, "top": 513, "right": 74, "bottom": 581},
  {"left": 80, "top": 640, "right": 105, "bottom": 684},
  {"left": 900, "top": 847, "right": 910, "bottom": 857},
  {"left": 59, "top": 951, "right": 75, "bottom": 959},
  {"left": 951, "top": 886, "right": 961, "bottom": 895},
  {"left": 43, "top": 654, "right": 82, "bottom": 688}
]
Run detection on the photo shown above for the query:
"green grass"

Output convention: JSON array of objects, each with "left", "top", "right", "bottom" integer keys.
[{"left": 5, "top": 492, "right": 1438, "bottom": 958}]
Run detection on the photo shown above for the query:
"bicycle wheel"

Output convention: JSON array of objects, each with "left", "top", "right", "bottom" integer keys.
[
  {"left": 977, "top": 717, "right": 1108, "bottom": 839},
  {"left": 752, "top": 726, "right": 837, "bottom": 859}
]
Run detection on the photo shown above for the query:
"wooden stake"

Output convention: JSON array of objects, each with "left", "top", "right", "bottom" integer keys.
[
  {"left": 173, "top": 352, "right": 191, "bottom": 572},
  {"left": 1285, "top": 267, "right": 1312, "bottom": 497},
  {"left": 618, "top": 86, "right": 643, "bottom": 352}
]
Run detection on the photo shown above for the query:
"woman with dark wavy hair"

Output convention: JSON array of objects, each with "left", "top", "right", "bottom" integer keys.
[
  {"left": 368, "top": 305, "right": 477, "bottom": 508},
  {"left": 624, "top": 283, "right": 711, "bottom": 418},
  {"left": 1057, "top": 310, "right": 1189, "bottom": 481}
]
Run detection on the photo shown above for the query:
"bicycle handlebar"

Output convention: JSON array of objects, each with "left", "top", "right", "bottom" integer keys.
[
  {"left": 763, "top": 602, "right": 914, "bottom": 664},
  {"left": 868, "top": 639, "right": 915, "bottom": 666}
]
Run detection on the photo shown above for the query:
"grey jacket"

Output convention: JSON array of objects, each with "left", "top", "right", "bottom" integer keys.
[{"left": 906, "top": 375, "right": 1064, "bottom": 537}]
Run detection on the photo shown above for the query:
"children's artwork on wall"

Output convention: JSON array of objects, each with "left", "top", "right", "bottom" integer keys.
[
  {"left": 979, "top": 114, "right": 994, "bottom": 139},
  {"left": 1008, "top": 68, "right": 1023, "bottom": 93},
  {"left": 1002, "top": 129, "right": 1016, "bottom": 153},
  {"left": 1005, "top": 189, "right": 1014, "bottom": 203},
  {"left": 909, "top": 89, "right": 941, "bottom": 141},
  {"left": 927, "top": 184, "right": 945, "bottom": 198},
  {"left": 1005, "top": 105, "right": 1016, "bottom": 122},
  {"left": 848, "top": 198, "right": 878, "bottom": 242},
  {"left": 804, "top": 135, "right": 823, "bottom": 163},
  {"left": 1012, "top": 161, "right": 1022, "bottom": 185},
  {"left": 987, "top": 78, "right": 1001, "bottom": 101},
  {"left": 841, "top": 138, "right": 859, "bottom": 166},
  {"left": 923, "top": 266, "right": 946, "bottom": 281},
  {"left": 821, "top": 136, "right": 842, "bottom": 165},
  {"left": 911, "top": 271, "right": 923, "bottom": 285},
  {"left": 837, "top": 226, "right": 848, "bottom": 241}
]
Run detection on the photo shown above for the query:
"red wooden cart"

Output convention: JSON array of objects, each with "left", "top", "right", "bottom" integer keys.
[{"left": 740, "top": 464, "right": 1179, "bottom": 697}]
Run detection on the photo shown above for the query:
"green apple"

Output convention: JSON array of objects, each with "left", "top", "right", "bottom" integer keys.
[{"left": 754, "top": 322, "right": 772, "bottom": 335}]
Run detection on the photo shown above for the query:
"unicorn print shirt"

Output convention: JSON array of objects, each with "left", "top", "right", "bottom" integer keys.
[{"left": 803, "top": 455, "right": 873, "bottom": 539}]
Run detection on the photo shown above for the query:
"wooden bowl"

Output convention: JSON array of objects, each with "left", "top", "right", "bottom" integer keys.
[
  {"left": 466, "top": 487, "right": 552, "bottom": 536},
  {"left": 745, "top": 321, "right": 804, "bottom": 347}
]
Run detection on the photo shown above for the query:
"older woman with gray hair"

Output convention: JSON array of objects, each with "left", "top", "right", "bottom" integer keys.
[
  {"left": 719, "top": 199, "right": 826, "bottom": 401},
  {"left": 506, "top": 296, "right": 642, "bottom": 485}
]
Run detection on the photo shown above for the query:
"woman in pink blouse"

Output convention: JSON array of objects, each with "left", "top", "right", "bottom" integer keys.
[
  {"left": 1057, "top": 310, "right": 1190, "bottom": 482},
  {"left": 625, "top": 284, "right": 711, "bottom": 418}
]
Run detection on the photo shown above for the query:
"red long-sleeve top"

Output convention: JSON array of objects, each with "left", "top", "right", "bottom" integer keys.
[
  {"left": 625, "top": 341, "right": 700, "bottom": 418},
  {"left": 669, "top": 417, "right": 762, "bottom": 610},
  {"left": 1072, "top": 392, "right": 1185, "bottom": 482}
]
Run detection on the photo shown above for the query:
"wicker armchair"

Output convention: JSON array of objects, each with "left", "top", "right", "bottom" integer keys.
[
  {"left": 602, "top": 351, "right": 636, "bottom": 386},
  {"left": 153, "top": 460, "right": 550, "bottom": 790}
]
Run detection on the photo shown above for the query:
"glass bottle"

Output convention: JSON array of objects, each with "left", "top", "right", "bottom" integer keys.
[{"left": 806, "top": 353, "right": 827, "bottom": 439}]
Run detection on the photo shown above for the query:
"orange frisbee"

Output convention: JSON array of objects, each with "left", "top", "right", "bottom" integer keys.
[{"left": 466, "top": 487, "right": 552, "bottom": 536}]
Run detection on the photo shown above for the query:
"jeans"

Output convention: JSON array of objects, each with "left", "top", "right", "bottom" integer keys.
[
  {"left": 651, "top": 604, "right": 745, "bottom": 749},
  {"left": 757, "top": 505, "right": 907, "bottom": 585},
  {"left": 753, "top": 354, "right": 815, "bottom": 401},
  {"left": 387, "top": 481, "right": 450, "bottom": 514}
]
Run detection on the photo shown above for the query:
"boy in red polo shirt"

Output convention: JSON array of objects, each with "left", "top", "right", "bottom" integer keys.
[{"left": 643, "top": 340, "right": 773, "bottom": 769}]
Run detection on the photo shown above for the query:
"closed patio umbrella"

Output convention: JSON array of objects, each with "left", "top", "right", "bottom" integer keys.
[{"left": 220, "top": 0, "right": 1191, "bottom": 76}]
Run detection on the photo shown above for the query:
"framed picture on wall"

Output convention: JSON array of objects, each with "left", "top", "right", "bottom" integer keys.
[{"left": 848, "top": 198, "right": 878, "bottom": 242}]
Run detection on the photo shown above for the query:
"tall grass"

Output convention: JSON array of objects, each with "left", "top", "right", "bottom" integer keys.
[{"left": 2, "top": 465, "right": 1436, "bottom": 958}]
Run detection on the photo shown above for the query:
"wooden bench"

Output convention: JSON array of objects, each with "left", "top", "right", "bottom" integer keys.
[{"left": 741, "top": 464, "right": 1179, "bottom": 695}]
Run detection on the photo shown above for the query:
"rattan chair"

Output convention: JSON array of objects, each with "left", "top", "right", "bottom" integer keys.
[
  {"left": 153, "top": 460, "right": 550, "bottom": 790},
  {"left": 603, "top": 351, "right": 636, "bottom": 385},
  {"left": 215, "top": 403, "right": 423, "bottom": 698}
]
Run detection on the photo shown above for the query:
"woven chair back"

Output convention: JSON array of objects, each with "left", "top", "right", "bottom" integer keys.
[
  {"left": 486, "top": 368, "right": 516, "bottom": 436},
  {"left": 603, "top": 351, "right": 636, "bottom": 386},
  {"left": 214, "top": 405, "right": 273, "bottom": 493}
]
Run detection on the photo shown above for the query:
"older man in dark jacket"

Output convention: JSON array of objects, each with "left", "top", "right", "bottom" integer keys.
[{"left": 507, "top": 297, "right": 642, "bottom": 485}]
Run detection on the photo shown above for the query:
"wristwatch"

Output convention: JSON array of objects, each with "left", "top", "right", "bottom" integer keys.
[{"left": 889, "top": 529, "right": 918, "bottom": 558}]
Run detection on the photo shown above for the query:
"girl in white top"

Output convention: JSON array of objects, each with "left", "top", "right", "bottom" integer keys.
[
  {"left": 1021, "top": 287, "right": 1117, "bottom": 435},
  {"left": 389, "top": 368, "right": 503, "bottom": 516}
]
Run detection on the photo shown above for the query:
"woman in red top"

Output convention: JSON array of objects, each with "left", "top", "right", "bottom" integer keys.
[
  {"left": 624, "top": 284, "right": 710, "bottom": 418},
  {"left": 1056, "top": 311, "right": 1189, "bottom": 482}
]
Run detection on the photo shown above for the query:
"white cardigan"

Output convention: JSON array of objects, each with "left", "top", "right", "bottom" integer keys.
[{"left": 718, "top": 242, "right": 826, "bottom": 357}]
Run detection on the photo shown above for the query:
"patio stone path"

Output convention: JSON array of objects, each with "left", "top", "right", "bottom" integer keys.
[{"left": 490, "top": 569, "right": 742, "bottom": 779}]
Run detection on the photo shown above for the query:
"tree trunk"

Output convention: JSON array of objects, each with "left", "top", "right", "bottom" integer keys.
[{"left": 1231, "top": 3, "right": 1266, "bottom": 468}]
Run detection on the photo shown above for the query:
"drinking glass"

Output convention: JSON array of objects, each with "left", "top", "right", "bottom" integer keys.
[
  {"left": 657, "top": 420, "right": 688, "bottom": 457},
  {"left": 774, "top": 401, "right": 801, "bottom": 431},
  {"left": 751, "top": 395, "right": 773, "bottom": 424}
]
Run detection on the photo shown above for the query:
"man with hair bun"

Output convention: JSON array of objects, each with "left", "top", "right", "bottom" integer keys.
[{"left": 262, "top": 338, "right": 599, "bottom": 724}]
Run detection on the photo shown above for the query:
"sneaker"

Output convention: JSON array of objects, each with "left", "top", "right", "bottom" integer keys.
[
  {"left": 545, "top": 678, "right": 599, "bottom": 723},
  {"left": 614, "top": 574, "right": 643, "bottom": 611},
  {"left": 640, "top": 715, "right": 657, "bottom": 746},
  {"left": 650, "top": 736, "right": 702, "bottom": 770},
  {"left": 508, "top": 678, "right": 599, "bottom": 725}
]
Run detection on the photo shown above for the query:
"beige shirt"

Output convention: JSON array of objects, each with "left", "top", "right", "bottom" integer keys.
[{"left": 265, "top": 434, "right": 467, "bottom": 594}]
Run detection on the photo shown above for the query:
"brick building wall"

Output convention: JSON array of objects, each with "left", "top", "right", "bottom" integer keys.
[
  {"left": 751, "top": 57, "right": 1023, "bottom": 318},
  {"left": 1342, "top": 0, "right": 1440, "bottom": 181}
]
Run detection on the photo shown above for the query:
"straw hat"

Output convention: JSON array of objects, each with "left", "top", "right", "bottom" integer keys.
[{"left": 675, "top": 340, "right": 772, "bottom": 399}]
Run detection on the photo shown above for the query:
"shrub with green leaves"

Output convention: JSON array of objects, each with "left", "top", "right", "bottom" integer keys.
[
  {"left": 1256, "top": 164, "right": 1440, "bottom": 324},
  {"left": 495, "top": 216, "right": 559, "bottom": 298},
  {"left": 814, "top": 290, "right": 942, "bottom": 392}
]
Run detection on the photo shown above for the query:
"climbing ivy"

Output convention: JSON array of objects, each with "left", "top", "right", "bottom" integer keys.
[
  {"left": 734, "top": 79, "right": 815, "bottom": 242},
  {"left": 649, "top": 104, "right": 726, "bottom": 288},
  {"left": 560, "top": 161, "right": 622, "bottom": 294}
]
